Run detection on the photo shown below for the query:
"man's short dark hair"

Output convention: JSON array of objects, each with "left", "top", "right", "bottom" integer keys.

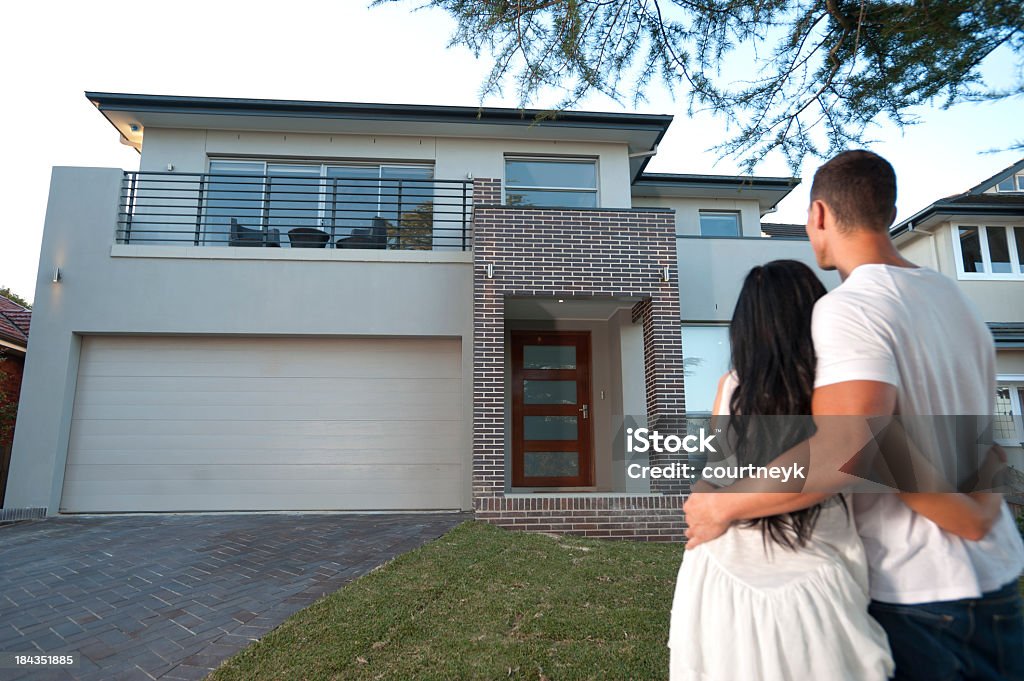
[{"left": 810, "top": 150, "right": 897, "bottom": 232}]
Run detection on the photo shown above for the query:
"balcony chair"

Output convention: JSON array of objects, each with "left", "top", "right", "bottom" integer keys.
[
  {"left": 335, "top": 216, "right": 389, "bottom": 250},
  {"left": 229, "top": 218, "right": 281, "bottom": 247},
  {"left": 287, "top": 227, "right": 331, "bottom": 248}
]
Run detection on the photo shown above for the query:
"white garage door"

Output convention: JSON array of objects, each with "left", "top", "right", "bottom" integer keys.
[{"left": 61, "top": 336, "right": 463, "bottom": 512}]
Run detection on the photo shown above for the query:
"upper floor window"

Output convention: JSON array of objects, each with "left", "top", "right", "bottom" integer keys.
[
  {"left": 995, "top": 173, "right": 1024, "bottom": 192},
  {"left": 953, "top": 224, "right": 1024, "bottom": 279},
  {"left": 699, "top": 211, "right": 741, "bottom": 237},
  {"left": 504, "top": 158, "right": 598, "bottom": 208}
]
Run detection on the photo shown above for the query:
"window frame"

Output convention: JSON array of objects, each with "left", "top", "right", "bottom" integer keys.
[
  {"left": 950, "top": 222, "right": 1024, "bottom": 280},
  {"left": 698, "top": 210, "right": 743, "bottom": 238},
  {"left": 680, "top": 323, "right": 732, "bottom": 415},
  {"left": 994, "top": 377, "right": 1024, "bottom": 447},
  {"left": 993, "top": 173, "right": 1024, "bottom": 193},
  {"left": 502, "top": 156, "right": 600, "bottom": 208},
  {"left": 204, "top": 158, "right": 435, "bottom": 244}
]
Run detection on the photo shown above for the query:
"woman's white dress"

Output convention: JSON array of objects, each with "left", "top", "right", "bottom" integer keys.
[{"left": 668, "top": 374, "right": 894, "bottom": 681}]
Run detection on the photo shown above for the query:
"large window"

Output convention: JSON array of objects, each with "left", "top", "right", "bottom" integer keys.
[
  {"left": 699, "top": 211, "right": 741, "bottom": 237},
  {"left": 504, "top": 158, "right": 598, "bottom": 208},
  {"left": 952, "top": 224, "right": 1024, "bottom": 279},
  {"left": 205, "top": 160, "right": 435, "bottom": 249},
  {"left": 682, "top": 325, "right": 731, "bottom": 413},
  {"left": 994, "top": 383, "right": 1024, "bottom": 446}
]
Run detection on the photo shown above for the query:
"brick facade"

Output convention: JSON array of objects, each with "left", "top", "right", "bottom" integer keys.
[{"left": 471, "top": 178, "right": 688, "bottom": 542}]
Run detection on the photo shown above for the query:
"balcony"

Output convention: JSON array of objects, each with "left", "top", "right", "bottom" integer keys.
[{"left": 117, "top": 171, "right": 474, "bottom": 251}]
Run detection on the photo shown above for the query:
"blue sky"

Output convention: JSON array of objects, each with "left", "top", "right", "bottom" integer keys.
[{"left": 1, "top": 0, "right": 1020, "bottom": 301}]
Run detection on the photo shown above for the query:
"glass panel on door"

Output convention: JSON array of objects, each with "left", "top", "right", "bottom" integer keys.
[
  {"left": 205, "top": 161, "right": 265, "bottom": 245},
  {"left": 524, "top": 452, "right": 580, "bottom": 478},
  {"left": 268, "top": 164, "right": 322, "bottom": 247},
  {"left": 524, "top": 416, "right": 578, "bottom": 440},
  {"left": 523, "top": 380, "right": 577, "bottom": 404},
  {"left": 327, "top": 166, "right": 381, "bottom": 249},
  {"left": 380, "top": 166, "right": 434, "bottom": 250},
  {"left": 523, "top": 345, "right": 576, "bottom": 369}
]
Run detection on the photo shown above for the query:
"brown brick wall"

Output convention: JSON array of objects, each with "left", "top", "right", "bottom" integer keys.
[
  {"left": 476, "top": 495, "right": 687, "bottom": 542},
  {"left": 471, "top": 178, "right": 688, "bottom": 541}
]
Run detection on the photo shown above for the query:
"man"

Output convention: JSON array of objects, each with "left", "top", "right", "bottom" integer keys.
[{"left": 683, "top": 150, "right": 1024, "bottom": 681}]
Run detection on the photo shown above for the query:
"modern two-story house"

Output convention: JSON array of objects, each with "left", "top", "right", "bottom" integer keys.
[
  {"left": 892, "top": 159, "right": 1024, "bottom": 478},
  {"left": 3, "top": 92, "right": 833, "bottom": 541}
]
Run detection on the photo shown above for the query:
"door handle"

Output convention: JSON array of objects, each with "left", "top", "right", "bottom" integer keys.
[{"left": 580, "top": 404, "right": 589, "bottom": 419}]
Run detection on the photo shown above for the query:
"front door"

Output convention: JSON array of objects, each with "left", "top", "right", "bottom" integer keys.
[{"left": 511, "top": 331, "right": 593, "bottom": 487}]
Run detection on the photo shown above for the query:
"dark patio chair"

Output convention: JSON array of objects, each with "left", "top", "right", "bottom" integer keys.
[
  {"left": 229, "top": 218, "right": 281, "bottom": 247},
  {"left": 335, "top": 217, "right": 389, "bottom": 250},
  {"left": 288, "top": 227, "right": 331, "bottom": 248}
]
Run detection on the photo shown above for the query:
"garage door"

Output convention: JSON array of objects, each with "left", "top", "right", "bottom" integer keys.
[{"left": 61, "top": 336, "right": 463, "bottom": 512}]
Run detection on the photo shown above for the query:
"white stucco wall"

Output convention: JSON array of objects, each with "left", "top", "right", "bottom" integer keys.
[
  {"left": 897, "top": 223, "right": 1024, "bottom": 323},
  {"left": 6, "top": 167, "right": 475, "bottom": 513},
  {"left": 674, "top": 237, "right": 841, "bottom": 321}
]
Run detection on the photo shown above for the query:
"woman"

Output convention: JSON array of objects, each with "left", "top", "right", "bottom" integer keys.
[{"left": 668, "top": 260, "right": 894, "bottom": 681}]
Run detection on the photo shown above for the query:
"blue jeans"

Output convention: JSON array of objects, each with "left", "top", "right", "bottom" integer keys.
[{"left": 869, "top": 580, "right": 1024, "bottom": 681}]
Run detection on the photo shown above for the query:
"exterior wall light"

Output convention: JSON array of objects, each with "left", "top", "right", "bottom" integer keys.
[
  {"left": 52, "top": 267, "right": 62, "bottom": 284},
  {"left": 661, "top": 266, "right": 671, "bottom": 282},
  {"left": 486, "top": 263, "right": 494, "bottom": 279}
]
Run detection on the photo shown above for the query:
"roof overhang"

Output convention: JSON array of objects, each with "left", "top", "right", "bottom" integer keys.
[
  {"left": 990, "top": 323, "right": 1024, "bottom": 349},
  {"left": 631, "top": 172, "right": 800, "bottom": 215},
  {"left": 86, "top": 92, "right": 672, "bottom": 179},
  {"left": 891, "top": 201, "right": 1024, "bottom": 241},
  {"left": 0, "top": 337, "right": 26, "bottom": 355}
]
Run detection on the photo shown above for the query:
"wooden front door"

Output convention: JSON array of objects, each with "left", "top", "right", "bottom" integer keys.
[{"left": 511, "top": 331, "right": 593, "bottom": 487}]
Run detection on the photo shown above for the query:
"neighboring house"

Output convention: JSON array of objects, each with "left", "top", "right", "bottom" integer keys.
[
  {"left": 3, "top": 92, "right": 834, "bottom": 541},
  {"left": 0, "top": 295, "right": 30, "bottom": 508},
  {"left": 891, "top": 159, "right": 1024, "bottom": 483}
]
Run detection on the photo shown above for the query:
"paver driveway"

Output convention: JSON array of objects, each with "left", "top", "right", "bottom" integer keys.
[{"left": 0, "top": 512, "right": 468, "bottom": 680}]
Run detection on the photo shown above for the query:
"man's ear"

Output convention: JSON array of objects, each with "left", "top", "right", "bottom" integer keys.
[{"left": 807, "top": 199, "right": 827, "bottom": 231}]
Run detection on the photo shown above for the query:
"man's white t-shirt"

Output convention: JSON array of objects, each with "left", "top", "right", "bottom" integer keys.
[{"left": 812, "top": 263, "right": 1024, "bottom": 604}]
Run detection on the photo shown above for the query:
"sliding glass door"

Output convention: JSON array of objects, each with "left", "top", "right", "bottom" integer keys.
[{"left": 205, "top": 160, "right": 433, "bottom": 249}]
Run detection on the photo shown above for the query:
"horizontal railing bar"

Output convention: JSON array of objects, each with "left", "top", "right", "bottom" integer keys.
[
  {"left": 119, "top": 199, "right": 466, "bottom": 207},
  {"left": 118, "top": 208, "right": 468, "bottom": 216},
  {"left": 118, "top": 193, "right": 466, "bottom": 200},
  {"left": 118, "top": 211, "right": 468, "bottom": 221}
]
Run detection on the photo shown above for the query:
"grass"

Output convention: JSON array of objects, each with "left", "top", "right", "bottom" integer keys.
[
  {"left": 208, "top": 521, "right": 682, "bottom": 681},
  {"left": 208, "top": 520, "right": 1024, "bottom": 680}
]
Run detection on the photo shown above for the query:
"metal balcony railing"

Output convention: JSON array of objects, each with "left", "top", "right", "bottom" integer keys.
[{"left": 117, "top": 171, "right": 474, "bottom": 251}]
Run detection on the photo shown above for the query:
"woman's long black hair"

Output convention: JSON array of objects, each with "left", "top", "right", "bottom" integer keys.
[{"left": 726, "top": 259, "right": 841, "bottom": 550}]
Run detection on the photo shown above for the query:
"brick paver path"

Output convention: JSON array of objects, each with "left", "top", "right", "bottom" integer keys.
[{"left": 0, "top": 512, "right": 467, "bottom": 680}]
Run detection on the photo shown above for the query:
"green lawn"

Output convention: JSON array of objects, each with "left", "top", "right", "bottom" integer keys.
[{"left": 208, "top": 521, "right": 682, "bottom": 681}]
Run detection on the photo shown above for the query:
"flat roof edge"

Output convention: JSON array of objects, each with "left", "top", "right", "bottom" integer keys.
[{"left": 85, "top": 92, "right": 674, "bottom": 129}]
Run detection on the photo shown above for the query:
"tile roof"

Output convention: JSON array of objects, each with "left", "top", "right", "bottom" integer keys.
[
  {"left": 760, "top": 222, "right": 808, "bottom": 239},
  {"left": 0, "top": 295, "right": 30, "bottom": 348},
  {"left": 944, "top": 193, "right": 1024, "bottom": 207},
  {"left": 892, "top": 190, "right": 1024, "bottom": 237}
]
